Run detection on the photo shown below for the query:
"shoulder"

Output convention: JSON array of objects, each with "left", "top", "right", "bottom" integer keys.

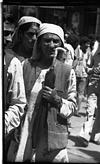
[
  {"left": 10, "top": 56, "right": 22, "bottom": 65},
  {"left": 7, "top": 57, "right": 22, "bottom": 74},
  {"left": 5, "top": 48, "right": 21, "bottom": 66}
]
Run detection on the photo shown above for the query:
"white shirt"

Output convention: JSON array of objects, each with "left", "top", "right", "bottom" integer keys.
[{"left": 5, "top": 57, "right": 27, "bottom": 134}]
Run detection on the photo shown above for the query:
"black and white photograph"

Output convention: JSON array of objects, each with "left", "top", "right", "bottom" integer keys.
[{"left": 1, "top": 0, "right": 100, "bottom": 163}]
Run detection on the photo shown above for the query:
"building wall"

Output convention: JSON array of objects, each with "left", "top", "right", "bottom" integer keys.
[
  {"left": 38, "top": 6, "right": 97, "bottom": 36},
  {"left": 3, "top": 5, "right": 99, "bottom": 36}
]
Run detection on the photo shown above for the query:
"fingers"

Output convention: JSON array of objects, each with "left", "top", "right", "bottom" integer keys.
[
  {"left": 43, "top": 90, "right": 51, "bottom": 97},
  {"left": 43, "top": 86, "right": 52, "bottom": 91},
  {"left": 42, "top": 86, "right": 52, "bottom": 100}
]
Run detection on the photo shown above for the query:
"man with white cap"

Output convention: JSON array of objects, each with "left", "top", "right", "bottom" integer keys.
[{"left": 15, "top": 23, "right": 77, "bottom": 162}]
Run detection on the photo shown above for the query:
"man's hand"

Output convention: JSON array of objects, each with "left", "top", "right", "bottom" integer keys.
[
  {"left": 42, "top": 86, "right": 53, "bottom": 101},
  {"left": 42, "top": 86, "right": 62, "bottom": 107}
]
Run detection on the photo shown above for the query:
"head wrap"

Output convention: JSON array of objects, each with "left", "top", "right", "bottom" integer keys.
[
  {"left": 32, "top": 23, "right": 64, "bottom": 60},
  {"left": 12, "top": 16, "right": 42, "bottom": 48},
  {"left": 38, "top": 23, "right": 64, "bottom": 46},
  {"left": 18, "top": 16, "right": 41, "bottom": 27}
]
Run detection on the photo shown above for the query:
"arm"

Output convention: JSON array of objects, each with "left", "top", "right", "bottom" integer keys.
[
  {"left": 42, "top": 69, "right": 77, "bottom": 118},
  {"left": 60, "top": 69, "right": 77, "bottom": 117},
  {"left": 5, "top": 57, "right": 27, "bottom": 135}
]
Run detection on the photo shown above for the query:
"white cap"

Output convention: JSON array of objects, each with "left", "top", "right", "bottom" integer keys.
[
  {"left": 18, "top": 16, "right": 41, "bottom": 27},
  {"left": 38, "top": 23, "right": 64, "bottom": 47}
]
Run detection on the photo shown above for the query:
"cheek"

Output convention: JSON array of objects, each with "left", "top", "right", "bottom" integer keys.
[
  {"left": 22, "top": 36, "right": 28, "bottom": 43},
  {"left": 41, "top": 44, "right": 48, "bottom": 54},
  {"left": 25, "top": 37, "right": 32, "bottom": 45}
]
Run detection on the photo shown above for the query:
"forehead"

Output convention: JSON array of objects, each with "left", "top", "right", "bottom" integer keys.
[
  {"left": 27, "top": 23, "right": 39, "bottom": 33},
  {"left": 42, "top": 33, "right": 61, "bottom": 40}
]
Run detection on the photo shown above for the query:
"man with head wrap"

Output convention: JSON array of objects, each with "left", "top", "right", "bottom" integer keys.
[
  {"left": 12, "top": 16, "right": 41, "bottom": 61},
  {"left": 15, "top": 23, "right": 77, "bottom": 162},
  {"left": 4, "top": 16, "right": 41, "bottom": 161}
]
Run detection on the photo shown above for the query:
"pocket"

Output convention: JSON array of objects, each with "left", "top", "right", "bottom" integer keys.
[
  {"left": 55, "top": 122, "right": 68, "bottom": 132},
  {"left": 47, "top": 108, "right": 68, "bottom": 151},
  {"left": 48, "top": 128, "right": 68, "bottom": 151}
]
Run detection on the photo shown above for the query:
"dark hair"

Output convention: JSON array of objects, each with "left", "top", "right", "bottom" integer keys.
[
  {"left": 18, "top": 22, "right": 39, "bottom": 35},
  {"left": 66, "top": 33, "right": 79, "bottom": 49},
  {"left": 88, "top": 34, "right": 96, "bottom": 50},
  {"left": 12, "top": 22, "right": 39, "bottom": 50},
  {"left": 80, "top": 36, "right": 90, "bottom": 46}
]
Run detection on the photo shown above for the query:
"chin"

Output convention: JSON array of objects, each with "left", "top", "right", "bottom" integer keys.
[{"left": 48, "top": 56, "right": 54, "bottom": 62}]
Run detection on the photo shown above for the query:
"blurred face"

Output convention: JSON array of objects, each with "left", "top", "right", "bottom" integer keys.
[
  {"left": 22, "top": 23, "right": 39, "bottom": 50},
  {"left": 4, "top": 30, "right": 13, "bottom": 46},
  {"left": 80, "top": 42, "right": 90, "bottom": 53},
  {"left": 40, "top": 33, "right": 62, "bottom": 60},
  {"left": 4, "top": 22, "right": 15, "bottom": 46}
]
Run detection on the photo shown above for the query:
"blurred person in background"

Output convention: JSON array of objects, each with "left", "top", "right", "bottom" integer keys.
[
  {"left": 92, "top": 35, "right": 100, "bottom": 56},
  {"left": 65, "top": 33, "right": 79, "bottom": 67},
  {"left": 77, "top": 39, "right": 100, "bottom": 147},
  {"left": 4, "top": 13, "right": 15, "bottom": 49},
  {"left": 73, "top": 36, "right": 91, "bottom": 117}
]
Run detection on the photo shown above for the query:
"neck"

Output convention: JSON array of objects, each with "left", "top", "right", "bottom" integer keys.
[
  {"left": 40, "top": 57, "right": 54, "bottom": 68},
  {"left": 15, "top": 44, "right": 32, "bottom": 58}
]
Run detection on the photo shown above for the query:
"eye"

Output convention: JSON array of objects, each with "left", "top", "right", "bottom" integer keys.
[
  {"left": 26, "top": 32, "right": 33, "bottom": 38},
  {"left": 44, "top": 38, "right": 51, "bottom": 43},
  {"left": 53, "top": 39, "right": 60, "bottom": 44}
]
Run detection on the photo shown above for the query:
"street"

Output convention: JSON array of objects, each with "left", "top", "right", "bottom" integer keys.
[{"left": 67, "top": 101, "right": 100, "bottom": 163}]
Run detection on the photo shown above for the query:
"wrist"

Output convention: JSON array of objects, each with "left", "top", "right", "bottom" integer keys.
[{"left": 53, "top": 94, "right": 62, "bottom": 109}]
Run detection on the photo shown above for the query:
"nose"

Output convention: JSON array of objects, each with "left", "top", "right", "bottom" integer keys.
[
  {"left": 32, "top": 34, "right": 37, "bottom": 41},
  {"left": 49, "top": 40, "right": 56, "bottom": 48}
]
